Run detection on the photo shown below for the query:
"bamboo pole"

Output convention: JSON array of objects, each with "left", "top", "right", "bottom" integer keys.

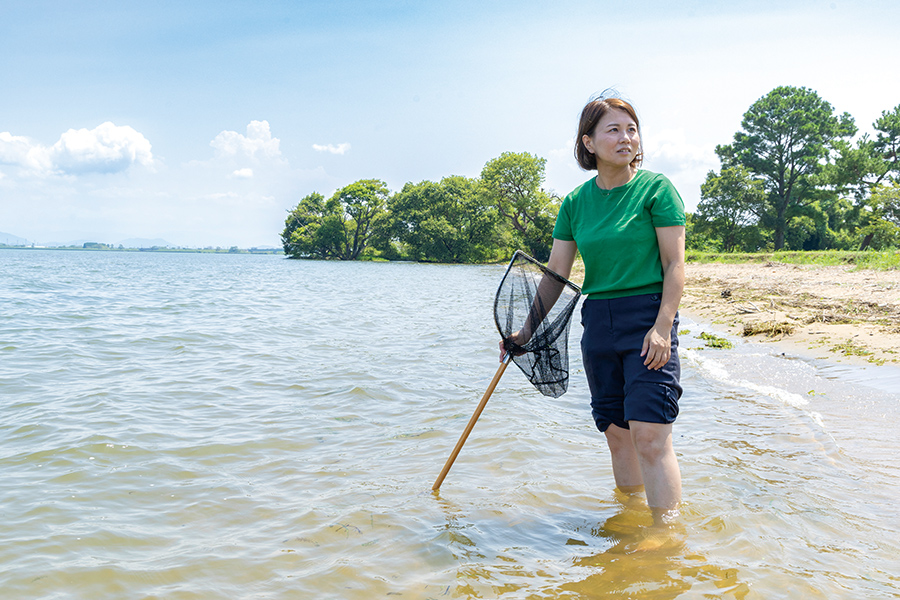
[{"left": 432, "top": 355, "right": 511, "bottom": 491}]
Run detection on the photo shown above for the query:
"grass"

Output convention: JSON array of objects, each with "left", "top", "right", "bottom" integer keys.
[
  {"left": 829, "top": 338, "right": 888, "bottom": 365},
  {"left": 699, "top": 332, "right": 734, "bottom": 349},
  {"left": 685, "top": 249, "right": 900, "bottom": 270}
]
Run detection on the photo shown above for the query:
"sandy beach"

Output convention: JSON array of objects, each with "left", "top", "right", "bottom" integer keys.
[{"left": 681, "top": 262, "right": 900, "bottom": 366}]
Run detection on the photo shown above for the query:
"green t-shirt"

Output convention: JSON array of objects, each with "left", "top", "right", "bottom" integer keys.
[{"left": 552, "top": 170, "right": 685, "bottom": 299}]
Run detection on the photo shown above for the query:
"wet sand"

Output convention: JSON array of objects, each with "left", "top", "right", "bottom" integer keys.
[{"left": 681, "top": 262, "right": 900, "bottom": 366}]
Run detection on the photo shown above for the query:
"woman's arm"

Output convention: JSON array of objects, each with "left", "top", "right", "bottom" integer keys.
[
  {"left": 641, "top": 226, "right": 685, "bottom": 370},
  {"left": 499, "top": 239, "right": 578, "bottom": 360},
  {"left": 546, "top": 238, "right": 578, "bottom": 281},
  {"left": 523, "top": 238, "right": 578, "bottom": 337}
]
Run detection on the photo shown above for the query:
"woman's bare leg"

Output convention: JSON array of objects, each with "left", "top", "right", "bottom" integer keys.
[
  {"left": 604, "top": 424, "right": 644, "bottom": 493},
  {"left": 629, "top": 421, "right": 681, "bottom": 512}
]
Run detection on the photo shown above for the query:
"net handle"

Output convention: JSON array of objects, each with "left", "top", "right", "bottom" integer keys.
[{"left": 432, "top": 353, "right": 511, "bottom": 491}]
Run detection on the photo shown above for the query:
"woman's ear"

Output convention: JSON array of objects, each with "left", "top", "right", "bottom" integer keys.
[{"left": 582, "top": 134, "right": 594, "bottom": 154}]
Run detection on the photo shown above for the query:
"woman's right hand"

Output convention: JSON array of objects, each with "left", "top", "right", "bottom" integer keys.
[{"left": 499, "top": 330, "right": 527, "bottom": 362}]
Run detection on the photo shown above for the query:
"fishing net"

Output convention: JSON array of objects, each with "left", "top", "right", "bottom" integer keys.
[{"left": 494, "top": 250, "right": 582, "bottom": 398}]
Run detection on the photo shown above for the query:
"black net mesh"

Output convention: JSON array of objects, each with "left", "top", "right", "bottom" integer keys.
[{"left": 494, "top": 250, "right": 582, "bottom": 398}]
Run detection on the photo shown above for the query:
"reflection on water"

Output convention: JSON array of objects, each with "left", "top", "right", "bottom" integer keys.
[
  {"left": 564, "top": 496, "right": 749, "bottom": 600},
  {"left": 1, "top": 250, "right": 900, "bottom": 599},
  {"left": 432, "top": 488, "right": 752, "bottom": 599}
]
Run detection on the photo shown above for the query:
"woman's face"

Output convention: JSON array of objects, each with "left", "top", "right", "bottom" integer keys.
[{"left": 583, "top": 108, "right": 640, "bottom": 169}]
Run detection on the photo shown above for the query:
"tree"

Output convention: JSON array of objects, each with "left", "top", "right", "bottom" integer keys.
[
  {"left": 798, "top": 195, "right": 859, "bottom": 250},
  {"left": 873, "top": 104, "right": 900, "bottom": 184},
  {"left": 281, "top": 180, "right": 390, "bottom": 260},
  {"left": 684, "top": 212, "right": 719, "bottom": 251},
  {"left": 388, "top": 175, "right": 498, "bottom": 263},
  {"left": 857, "top": 183, "right": 900, "bottom": 250},
  {"left": 832, "top": 104, "right": 900, "bottom": 200},
  {"left": 282, "top": 192, "right": 330, "bottom": 258},
  {"left": 717, "top": 86, "right": 855, "bottom": 250},
  {"left": 876, "top": 182, "right": 900, "bottom": 225},
  {"left": 480, "top": 151, "right": 559, "bottom": 261},
  {"left": 332, "top": 179, "right": 391, "bottom": 260},
  {"left": 695, "top": 166, "right": 766, "bottom": 252}
]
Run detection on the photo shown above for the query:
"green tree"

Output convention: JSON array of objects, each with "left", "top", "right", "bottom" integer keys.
[
  {"left": 684, "top": 212, "right": 720, "bottom": 251},
  {"left": 802, "top": 196, "right": 859, "bottom": 250},
  {"left": 717, "top": 86, "right": 855, "bottom": 250},
  {"left": 832, "top": 104, "right": 900, "bottom": 200},
  {"left": 873, "top": 104, "right": 900, "bottom": 184},
  {"left": 827, "top": 104, "right": 900, "bottom": 249},
  {"left": 332, "top": 179, "right": 391, "bottom": 260},
  {"left": 831, "top": 136, "right": 883, "bottom": 201},
  {"left": 281, "top": 180, "right": 390, "bottom": 260},
  {"left": 877, "top": 182, "right": 900, "bottom": 226},
  {"left": 282, "top": 192, "right": 328, "bottom": 258},
  {"left": 696, "top": 166, "right": 766, "bottom": 252},
  {"left": 480, "top": 151, "right": 559, "bottom": 261},
  {"left": 857, "top": 183, "right": 900, "bottom": 250},
  {"left": 388, "top": 175, "right": 498, "bottom": 263}
]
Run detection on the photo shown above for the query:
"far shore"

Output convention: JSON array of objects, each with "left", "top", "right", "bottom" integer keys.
[{"left": 0, "top": 245, "right": 281, "bottom": 255}]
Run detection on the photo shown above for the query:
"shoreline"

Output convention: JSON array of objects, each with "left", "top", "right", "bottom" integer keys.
[{"left": 680, "top": 262, "right": 900, "bottom": 367}]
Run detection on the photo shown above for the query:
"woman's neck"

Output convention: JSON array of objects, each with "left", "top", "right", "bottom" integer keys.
[{"left": 594, "top": 164, "right": 637, "bottom": 191}]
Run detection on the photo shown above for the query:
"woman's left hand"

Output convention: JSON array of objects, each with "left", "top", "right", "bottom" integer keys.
[{"left": 641, "top": 325, "right": 671, "bottom": 370}]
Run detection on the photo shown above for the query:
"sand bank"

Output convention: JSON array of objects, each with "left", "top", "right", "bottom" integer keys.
[{"left": 681, "top": 262, "right": 900, "bottom": 366}]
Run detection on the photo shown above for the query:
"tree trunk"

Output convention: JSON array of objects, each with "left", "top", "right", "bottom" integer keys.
[
  {"left": 859, "top": 232, "right": 875, "bottom": 251},
  {"left": 773, "top": 198, "right": 787, "bottom": 250}
]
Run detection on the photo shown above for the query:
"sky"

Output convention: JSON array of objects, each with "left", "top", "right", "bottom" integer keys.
[{"left": 1, "top": 0, "right": 899, "bottom": 248}]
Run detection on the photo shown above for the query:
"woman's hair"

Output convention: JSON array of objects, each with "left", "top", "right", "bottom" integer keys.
[{"left": 574, "top": 95, "right": 643, "bottom": 171}]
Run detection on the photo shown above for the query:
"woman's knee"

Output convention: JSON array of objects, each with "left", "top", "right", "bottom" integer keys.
[
  {"left": 629, "top": 422, "right": 673, "bottom": 463},
  {"left": 604, "top": 424, "right": 635, "bottom": 453}
]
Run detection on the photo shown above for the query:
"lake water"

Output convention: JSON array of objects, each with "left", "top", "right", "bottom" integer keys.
[{"left": 2, "top": 249, "right": 899, "bottom": 599}]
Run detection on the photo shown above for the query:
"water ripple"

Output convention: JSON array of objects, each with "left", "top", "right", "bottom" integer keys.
[{"left": 2, "top": 250, "right": 900, "bottom": 598}]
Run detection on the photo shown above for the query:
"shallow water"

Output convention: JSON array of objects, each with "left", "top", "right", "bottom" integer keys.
[{"left": 1, "top": 249, "right": 899, "bottom": 599}]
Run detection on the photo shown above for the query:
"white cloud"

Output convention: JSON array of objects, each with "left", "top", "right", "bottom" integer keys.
[
  {"left": 231, "top": 168, "right": 254, "bottom": 179},
  {"left": 312, "top": 142, "right": 351, "bottom": 155},
  {"left": 0, "top": 123, "right": 153, "bottom": 175},
  {"left": 642, "top": 128, "right": 720, "bottom": 210},
  {"left": 544, "top": 137, "right": 589, "bottom": 196},
  {"left": 211, "top": 120, "right": 281, "bottom": 159},
  {"left": 0, "top": 131, "right": 52, "bottom": 171},
  {"left": 642, "top": 128, "right": 718, "bottom": 179},
  {"left": 50, "top": 122, "right": 154, "bottom": 174}
]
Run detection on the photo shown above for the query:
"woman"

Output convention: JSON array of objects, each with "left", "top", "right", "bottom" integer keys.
[{"left": 505, "top": 95, "right": 686, "bottom": 519}]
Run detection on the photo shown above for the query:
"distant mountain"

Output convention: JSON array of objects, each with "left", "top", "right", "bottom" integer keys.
[
  {"left": 0, "top": 231, "right": 29, "bottom": 245},
  {"left": 117, "top": 238, "right": 173, "bottom": 248}
]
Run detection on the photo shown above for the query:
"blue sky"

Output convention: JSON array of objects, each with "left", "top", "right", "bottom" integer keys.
[{"left": 1, "top": 0, "right": 898, "bottom": 247}]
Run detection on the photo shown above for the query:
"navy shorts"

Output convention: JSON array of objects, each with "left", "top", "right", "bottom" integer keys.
[{"left": 580, "top": 293, "right": 682, "bottom": 432}]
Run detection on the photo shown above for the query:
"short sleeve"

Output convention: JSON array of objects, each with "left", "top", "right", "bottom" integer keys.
[
  {"left": 648, "top": 174, "right": 686, "bottom": 227},
  {"left": 552, "top": 194, "right": 575, "bottom": 241}
]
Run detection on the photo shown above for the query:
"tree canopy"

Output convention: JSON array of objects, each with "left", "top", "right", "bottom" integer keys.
[
  {"left": 387, "top": 175, "right": 498, "bottom": 263},
  {"left": 282, "top": 152, "right": 561, "bottom": 263},
  {"left": 695, "top": 88, "right": 899, "bottom": 252},
  {"left": 695, "top": 166, "right": 765, "bottom": 252},
  {"left": 716, "top": 86, "right": 856, "bottom": 250},
  {"left": 480, "top": 151, "right": 559, "bottom": 261},
  {"left": 282, "top": 180, "right": 390, "bottom": 260}
]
